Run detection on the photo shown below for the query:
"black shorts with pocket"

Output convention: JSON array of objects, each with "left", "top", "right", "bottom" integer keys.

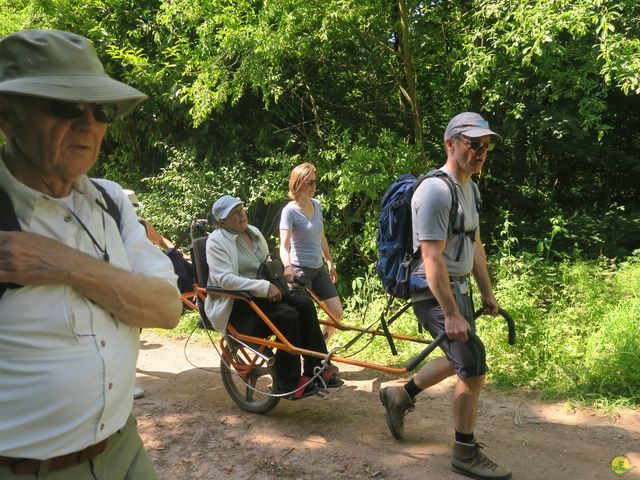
[{"left": 412, "top": 290, "right": 488, "bottom": 379}]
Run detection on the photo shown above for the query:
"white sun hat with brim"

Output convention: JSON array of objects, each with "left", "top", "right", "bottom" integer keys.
[{"left": 0, "top": 29, "right": 147, "bottom": 118}]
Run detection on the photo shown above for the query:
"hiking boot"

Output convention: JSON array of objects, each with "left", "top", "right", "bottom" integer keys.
[
  {"left": 378, "top": 386, "right": 415, "bottom": 440},
  {"left": 451, "top": 441, "right": 512, "bottom": 480}
]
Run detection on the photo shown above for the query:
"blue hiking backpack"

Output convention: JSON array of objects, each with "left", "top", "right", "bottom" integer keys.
[{"left": 375, "top": 169, "right": 480, "bottom": 300}]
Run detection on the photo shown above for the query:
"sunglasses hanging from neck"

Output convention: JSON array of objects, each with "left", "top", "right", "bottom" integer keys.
[{"left": 65, "top": 206, "right": 110, "bottom": 262}]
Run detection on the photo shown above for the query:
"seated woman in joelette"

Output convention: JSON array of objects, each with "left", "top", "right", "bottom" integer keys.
[{"left": 204, "top": 195, "right": 341, "bottom": 398}]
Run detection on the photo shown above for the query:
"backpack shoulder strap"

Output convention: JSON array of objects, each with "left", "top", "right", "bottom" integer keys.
[
  {"left": 423, "top": 169, "right": 458, "bottom": 231},
  {"left": 0, "top": 185, "right": 23, "bottom": 296},
  {"left": 0, "top": 185, "right": 22, "bottom": 232},
  {"left": 90, "top": 180, "right": 122, "bottom": 231},
  {"left": 470, "top": 179, "right": 481, "bottom": 213}
]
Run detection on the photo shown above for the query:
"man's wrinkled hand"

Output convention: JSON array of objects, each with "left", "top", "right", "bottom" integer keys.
[{"left": 0, "top": 231, "right": 77, "bottom": 286}]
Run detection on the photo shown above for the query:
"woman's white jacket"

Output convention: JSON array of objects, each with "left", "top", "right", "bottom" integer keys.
[{"left": 204, "top": 226, "right": 271, "bottom": 332}]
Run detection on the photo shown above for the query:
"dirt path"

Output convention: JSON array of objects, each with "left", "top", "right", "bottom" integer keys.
[{"left": 134, "top": 330, "right": 640, "bottom": 480}]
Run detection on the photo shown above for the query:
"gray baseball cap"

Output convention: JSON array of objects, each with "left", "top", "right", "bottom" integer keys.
[
  {"left": 0, "top": 29, "right": 147, "bottom": 118},
  {"left": 444, "top": 112, "right": 501, "bottom": 141},
  {"left": 211, "top": 195, "right": 244, "bottom": 222}
]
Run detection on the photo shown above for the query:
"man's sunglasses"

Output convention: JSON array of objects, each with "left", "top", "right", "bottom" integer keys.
[
  {"left": 49, "top": 100, "right": 118, "bottom": 124},
  {"left": 459, "top": 136, "right": 495, "bottom": 153}
]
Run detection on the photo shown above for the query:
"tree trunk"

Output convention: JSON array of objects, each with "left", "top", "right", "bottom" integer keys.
[{"left": 397, "top": 0, "right": 425, "bottom": 162}]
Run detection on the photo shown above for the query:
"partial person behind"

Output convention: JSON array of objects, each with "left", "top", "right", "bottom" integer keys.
[
  {"left": 124, "top": 189, "right": 195, "bottom": 298},
  {"left": 124, "top": 189, "right": 173, "bottom": 250},
  {"left": 0, "top": 29, "right": 181, "bottom": 480},
  {"left": 205, "top": 195, "right": 342, "bottom": 398},
  {"left": 279, "top": 162, "right": 344, "bottom": 342},
  {"left": 124, "top": 189, "right": 176, "bottom": 400}
]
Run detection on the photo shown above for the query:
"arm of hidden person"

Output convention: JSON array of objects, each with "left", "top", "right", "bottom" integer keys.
[
  {"left": 0, "top": 230, "right": 182, "bottom": 329},
  {"left": 141, "top": 218, "right": 174, "bottom": 251}
]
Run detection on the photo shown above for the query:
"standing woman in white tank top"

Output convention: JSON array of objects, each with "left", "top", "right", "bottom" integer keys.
[{"left": 279, "top": 163, "right": 344, "bottom": 341}]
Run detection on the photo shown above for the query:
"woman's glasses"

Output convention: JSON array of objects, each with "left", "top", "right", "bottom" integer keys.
[
  {"left": 49, "top": 100, "right": 118, "bottom": 124},
  {"left": 459, "top": 136, "right": 495, "bottom": 154},
  {"left": 304, "top": 179, "right": 318, "bottom": 187}
]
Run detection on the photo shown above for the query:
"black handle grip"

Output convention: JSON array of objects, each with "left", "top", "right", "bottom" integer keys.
[
  {"left": 406, "top": 332, "right": 447, "bottom": 371},
  {"left": 474, "top": 307, "right": 516, "bottom": 345}
]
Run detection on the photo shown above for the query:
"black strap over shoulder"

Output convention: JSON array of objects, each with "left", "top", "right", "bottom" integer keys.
[
  {"left": 0, "top": 182, "right": 122, "bottom": 298},
  {"left": 0, "top": 186, "right": 23, "bottom": 295},
  {"left": 90, "top": 180, "right": 122, "bottom": 231},
  {"left": 0, "top": 186, "right": 22, "bottom": 232}
]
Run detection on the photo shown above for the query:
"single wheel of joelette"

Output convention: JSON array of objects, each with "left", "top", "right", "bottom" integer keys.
[{"left": 219, "top": 338, "right": 280, "bottom": 414}]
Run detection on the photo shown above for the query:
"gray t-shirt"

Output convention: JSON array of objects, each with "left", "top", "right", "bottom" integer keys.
[
  {"left": 410, "top": 167, "right": 480, "bottom": 295},
  {"left": 279, "top": 198, "right": 325, "bottom": 268}
]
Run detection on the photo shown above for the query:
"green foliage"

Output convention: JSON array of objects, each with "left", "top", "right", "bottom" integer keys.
[
  {"left": 0, "top": 0, "right": 37, "bottom": 35},
  {"left": 477, "top": 248, "right": 640, "bottom": 404}
]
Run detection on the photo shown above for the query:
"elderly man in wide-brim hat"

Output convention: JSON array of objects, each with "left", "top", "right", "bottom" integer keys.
[{"left": 0, "top": 29, "right": 181, "bottom": 479}]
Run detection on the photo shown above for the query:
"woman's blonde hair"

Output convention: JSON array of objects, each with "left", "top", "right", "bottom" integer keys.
[{"left": 288, "top": 162, "right": 317, "bottom": 200}]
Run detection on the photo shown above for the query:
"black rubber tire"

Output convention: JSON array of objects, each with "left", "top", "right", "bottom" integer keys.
[{"left": 219, "top": 340, "right": 280, "bottom": 414}]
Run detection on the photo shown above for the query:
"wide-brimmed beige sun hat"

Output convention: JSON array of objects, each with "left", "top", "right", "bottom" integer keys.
[{"left": 0, "top": 29, "right": 147, "bottom": 118}]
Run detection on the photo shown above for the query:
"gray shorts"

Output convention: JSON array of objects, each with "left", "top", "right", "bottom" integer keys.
[
  {"left": 291, "top": 264, "right": 339, "bottom": 301},
  {"left": 412, "top": 283, "right": 488, "bottom": 379}
]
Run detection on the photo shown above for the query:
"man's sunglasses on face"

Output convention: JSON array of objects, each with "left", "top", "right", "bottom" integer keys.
[
  {"left": 49, "top": 100, "right": 118, "bottom": 124},
  {"left": 459, "top": 136, "right": 495, "bottom": 154}
]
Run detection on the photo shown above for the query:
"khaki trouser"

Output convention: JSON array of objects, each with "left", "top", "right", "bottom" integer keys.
[{"left": 0, "top": 414, "right": 158, "bottom": 480}]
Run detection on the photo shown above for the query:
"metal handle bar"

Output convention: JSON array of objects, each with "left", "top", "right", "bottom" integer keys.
[
  {"left": 406, "top": 308, "right": 516, "bottom": 371},
  {"left": 406, "top": 332, "right": 446, "bottom": 371},
  {"left": 474, "top": 307, "right": 516, "bottom": 346},
  {"left": 206, "top": 286, "right": 254, "bottom": 300}
]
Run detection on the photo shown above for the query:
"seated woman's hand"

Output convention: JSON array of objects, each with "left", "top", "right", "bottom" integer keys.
[
  {"left": 267, "top": 282, "right": 282, "bottom": 302},
  {"left": 283, "top": 265, "right": 295, "bottom": 284}
]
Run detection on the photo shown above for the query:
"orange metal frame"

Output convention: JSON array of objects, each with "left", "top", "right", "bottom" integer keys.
[
  {"left": 193, "top": 285, "right": 429, "bottom": 376},
  {"left": 180, "top": 290, "right": 198, "bottom": 311}
]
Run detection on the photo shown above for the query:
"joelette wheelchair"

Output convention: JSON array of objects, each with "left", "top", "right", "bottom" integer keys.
[{"left": 190, "top": 233, "right": 515, "bottom": 414}]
